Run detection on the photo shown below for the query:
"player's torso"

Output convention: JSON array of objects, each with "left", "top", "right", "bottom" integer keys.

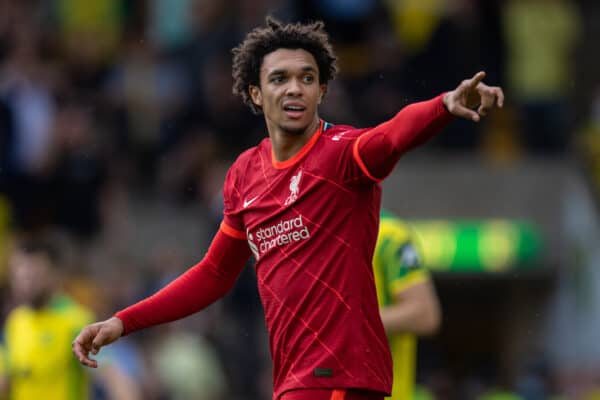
[
  {"left": 5, "top": 297, "right": 91, "bottom": 400},
  {"left": 227, "top": 123, "right": 391, "bottom": 395},
  {"left": 239, "top": 127, "right": 381, "bottom": 305}
]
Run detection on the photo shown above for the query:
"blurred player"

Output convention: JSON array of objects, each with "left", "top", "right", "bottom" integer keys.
[
  {"left": 0, "top": 240, "right": 141, "bottom": 400},
  {"left": 0, "top": 239, "right": 93, "bottom": 400},
  {"left": 373, "top": 211, "right": 441, "bottom": 400},
  {"left": 73, "top": 17, "right": 504, "bottom": 400}
]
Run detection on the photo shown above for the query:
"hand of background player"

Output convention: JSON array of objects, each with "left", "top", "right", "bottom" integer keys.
[
  {"left": 72, "top": 316, "right": 124, "bottom": 368},
  {"left": 443, "top": 71, "right": 504, "bottom": 122}
]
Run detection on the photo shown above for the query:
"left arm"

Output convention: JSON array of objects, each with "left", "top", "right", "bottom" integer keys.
[{"left": 355, "top": 71, "right": 504, "bottom": 180}]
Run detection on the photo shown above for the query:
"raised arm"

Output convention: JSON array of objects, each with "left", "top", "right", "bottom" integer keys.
[
  {"left": 72, "top": 228, "right": 251, "bottom": 368},
  {"left": 355, "top": 71, "right": 504, "bottom": 180}
]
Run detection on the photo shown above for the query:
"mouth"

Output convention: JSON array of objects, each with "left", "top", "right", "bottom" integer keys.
[{"left": 283, "top": 103, "right": 306, "bottom": 119}]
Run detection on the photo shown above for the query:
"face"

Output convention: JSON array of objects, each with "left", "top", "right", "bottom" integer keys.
[
  {"left": 250, "top": 48, "right": 326, "bottom": 135},
  {"left": 9, "top": 250, "right": 56, "bottom": 308}
]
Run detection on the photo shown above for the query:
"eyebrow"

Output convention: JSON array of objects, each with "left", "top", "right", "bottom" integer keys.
[{"left": 267, "top": 65, "right": 317, "bottom": 77}]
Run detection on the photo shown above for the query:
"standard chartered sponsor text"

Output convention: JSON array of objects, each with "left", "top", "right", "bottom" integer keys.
[{"left": 255, "top": 215, "right": 310, "bottom": 253}]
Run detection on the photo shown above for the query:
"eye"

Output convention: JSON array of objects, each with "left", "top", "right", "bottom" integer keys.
[
  {"left": 303, "top": 75, "right": 315, "bottom": 83},
  {"left": 270, "top": 75, "right": 285, "bottom": 84}
]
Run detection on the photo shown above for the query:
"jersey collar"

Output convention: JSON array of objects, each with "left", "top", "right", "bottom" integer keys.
[{"left": 271, "top": 120, "right": 323, "bottom": 169}]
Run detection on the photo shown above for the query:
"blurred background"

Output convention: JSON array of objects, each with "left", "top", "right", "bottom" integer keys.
[{"left": 0, "top": 0, "right": 599, "bottom": 399}]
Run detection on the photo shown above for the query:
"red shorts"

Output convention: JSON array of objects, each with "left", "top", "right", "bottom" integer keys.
[{"left": 280, "top": 389, "right": 384, "bottom": 400}]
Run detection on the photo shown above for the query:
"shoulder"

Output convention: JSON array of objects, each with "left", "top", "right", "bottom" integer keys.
[
  {"left": 4, "top": 306, "right": 32, "bottom": 339},
  {"left": 5, "top": 306, "right": 31, "bottom": 327},
  {"left": 379, "top": 212, "right": 413, "bottom": 242},
  {"left": 224, "top": 143, "right": 261, "bottom": 194},
  {"left": 314, "top": 121, "right": 381, "bottom": 186},
  {"left": 50, "top": 295, "right": 94, "bottom": 326},
  {"left": 227, "top": 140, "right": 268, "bottom": 180},
  {"left": 320, "top": 121, "right": 368, "bottom": 142},
  {"left": 230, "top": 141, "right": 265, "bottom": 170}
]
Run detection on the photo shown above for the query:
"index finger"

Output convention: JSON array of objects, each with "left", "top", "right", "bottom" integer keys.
[
  {"left": 72, "top": 328, "right": 98, "bottom": 368},
  {"left": 73, "top": 342, "right": 98, "bottom": 368},
  {"left": 467, "top": 71, "right": 486, "bottom": 90},
  {"left": 73, "top": 339, "right": 98, "bottom": 368}
]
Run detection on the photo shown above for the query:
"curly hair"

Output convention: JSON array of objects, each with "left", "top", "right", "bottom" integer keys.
[{"left": 232, "top": 16, "right": 338, "bottom": 114}]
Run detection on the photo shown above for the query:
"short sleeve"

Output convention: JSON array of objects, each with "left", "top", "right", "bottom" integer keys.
[{"left": 386, "top": 240, "right": 429, "bottom": 295}]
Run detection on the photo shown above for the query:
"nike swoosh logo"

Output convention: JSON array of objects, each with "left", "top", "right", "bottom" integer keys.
[
  {"left": 243, "top": 196, "right": 259, "bottom": 208},
  {"left": 331, "top": 130, "right": 348, "bottom": 141}
]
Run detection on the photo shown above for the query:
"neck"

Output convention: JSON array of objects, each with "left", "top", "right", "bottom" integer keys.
[
  {"left": 30, "top": 292, "right": 54, "bottom": 310},
  {"left": 268, "top": 116, "right": 320, "bottom": 163}
]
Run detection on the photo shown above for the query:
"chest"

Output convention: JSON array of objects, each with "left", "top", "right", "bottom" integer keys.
[{"left": 242, "top": 160, "right": 358, "bottom": 227}]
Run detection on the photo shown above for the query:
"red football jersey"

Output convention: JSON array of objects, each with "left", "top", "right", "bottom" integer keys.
[
  {"left": 114, "top": 95, "right": 450, "bottom": 399},
  {"left": 116, "top": 95, "right": 452, "bottom": 398},
  {"left": 221, "top": 120, "right": 392, "bottom": 399}
]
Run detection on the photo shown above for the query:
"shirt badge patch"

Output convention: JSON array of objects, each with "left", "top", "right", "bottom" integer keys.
[{"left": 284, "top": 169, "right": 302, "bottom": 205}]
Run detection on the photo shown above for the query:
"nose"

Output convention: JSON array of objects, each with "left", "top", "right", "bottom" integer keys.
[{"left": 285, "top": 77, "right": 302, "bottom": 96}]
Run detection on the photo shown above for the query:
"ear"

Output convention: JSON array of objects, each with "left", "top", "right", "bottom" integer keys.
[
  {"left": 318, "top": 84, "right": 327, "bottom": 104},
  {"left": 249, "top": 85, "right": 262, "bottom": 107}
]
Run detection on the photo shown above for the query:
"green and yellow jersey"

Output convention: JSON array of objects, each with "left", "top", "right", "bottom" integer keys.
[
  {"left": 3, "top": 295, "right": 93, "bottom": 400},
  {"left": 373, "top": 211, "right": 429, "bottom": 400}
]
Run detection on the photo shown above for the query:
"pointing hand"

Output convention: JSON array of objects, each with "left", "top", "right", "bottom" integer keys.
[{"left": 443, "top": 71, "right": 504, "bottom": 122}]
